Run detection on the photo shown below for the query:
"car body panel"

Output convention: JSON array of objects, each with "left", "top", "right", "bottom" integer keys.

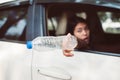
[
  {"left": 32, "top": 49, "right": 120, "bottom": 80},
  {"left": 0, "top": 0, "right": 120, "bottom": 80},
  {"left": 0, "top": 41, "right": 32, "bottom": 80},
  {"left": 0, "top": 41, "right": 120, "bottom": 80}
]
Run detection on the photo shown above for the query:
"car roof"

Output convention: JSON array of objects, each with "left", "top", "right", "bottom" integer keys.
[
  {"left": 35, "top": 0, "right": 120, "bottom": 9},
  {"left": 0, "top": 0, "right": 119, "bottom": 10}
]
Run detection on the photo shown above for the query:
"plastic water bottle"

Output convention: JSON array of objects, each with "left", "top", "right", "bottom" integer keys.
[{"left": 26, "top": 33, "right": 78, "bottom": 51}]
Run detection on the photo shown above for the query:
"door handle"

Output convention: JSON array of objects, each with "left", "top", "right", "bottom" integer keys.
[{"left": 37, "top": 67, "right": 72, "bottom": 80}]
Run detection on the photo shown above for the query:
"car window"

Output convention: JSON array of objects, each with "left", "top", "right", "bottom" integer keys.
[
  {"left": 98, "top": 11, "right": 120, "bottom": 34},
  {"left": 0, "top": 7, "right": 28, "bottom": 41},
  {"left": 46, "top": 4, "right": 120, "bottom": 54}
]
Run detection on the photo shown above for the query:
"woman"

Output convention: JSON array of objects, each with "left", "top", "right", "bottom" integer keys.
[{"left": 62, "top": 16, "right": 90, "bottom": 57}]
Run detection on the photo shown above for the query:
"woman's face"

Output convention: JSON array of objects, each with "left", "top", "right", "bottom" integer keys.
[{"left": 73, "top": 22, "right": 90, "bottom": 44}]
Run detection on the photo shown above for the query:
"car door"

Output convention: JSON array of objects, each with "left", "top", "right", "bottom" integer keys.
[
  {"left": 0, "top": 0, "right": 48, "bottom": 79},
  {"left": 31, "top": 1, "right": 120, "bottom": 80},
  {"left": 0, "top": 1, "right": 32, "bottom": 80}
]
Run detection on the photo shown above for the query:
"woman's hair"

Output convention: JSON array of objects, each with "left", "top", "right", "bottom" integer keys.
[{"left": 66, "top": 15, "right": 87, "bottom": 35}]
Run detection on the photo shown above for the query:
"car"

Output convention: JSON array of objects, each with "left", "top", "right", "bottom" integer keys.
[{"left": 0, "top": 0, "right": 120, "bottom": 80}]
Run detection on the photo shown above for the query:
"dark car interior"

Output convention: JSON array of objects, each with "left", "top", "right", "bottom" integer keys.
[
  {"left": 46, "top": 3, "right": 120, "bottom": 54},
  {"left": 0, "top": 6, "right": 28, "bottom": 41}
]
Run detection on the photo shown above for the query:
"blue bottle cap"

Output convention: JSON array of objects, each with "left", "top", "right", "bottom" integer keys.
[{"left": 27, "top": 41, "right": 32, "bottom": 49}]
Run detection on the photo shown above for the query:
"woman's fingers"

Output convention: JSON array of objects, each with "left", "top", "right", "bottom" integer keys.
[{"left": 63, "top": 50, "right": 74, "bottom": 57}]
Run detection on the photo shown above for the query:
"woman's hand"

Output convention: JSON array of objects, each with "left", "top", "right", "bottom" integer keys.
[
  {"left": 63, "top": 50, "right": 74, "bottom": 57},
  {"left": 62, "top": 33, "right": 77, "bottom": 57}
]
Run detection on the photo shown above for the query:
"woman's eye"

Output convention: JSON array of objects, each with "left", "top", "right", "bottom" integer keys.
[{"left": 77, "top": 29, "right": 82, "bottom": 32}]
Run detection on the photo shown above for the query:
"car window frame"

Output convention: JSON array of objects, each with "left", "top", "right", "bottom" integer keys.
[{"left": 45, "top": 3, "right": 120, "bottom": 55}]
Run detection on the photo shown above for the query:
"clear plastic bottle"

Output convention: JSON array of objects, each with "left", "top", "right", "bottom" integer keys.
[{"left": 26, "top": 33, "right": 78, "bottom": 51}]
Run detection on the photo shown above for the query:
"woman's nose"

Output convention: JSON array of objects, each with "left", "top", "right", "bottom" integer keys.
[{"left": 82, "top": 30, "right": 87, "bottom": 35}]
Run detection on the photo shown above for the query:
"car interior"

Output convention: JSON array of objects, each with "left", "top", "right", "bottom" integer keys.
[
  {"left": 46, "top": 3, "right": 120, "bottom": 54},
  {"left": 0, "top": 6, "right": 28, "bottom": 41}
]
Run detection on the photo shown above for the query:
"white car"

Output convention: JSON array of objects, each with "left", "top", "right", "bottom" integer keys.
[{"left": 0, "top": 0, "right": 120, "bottom": 80}]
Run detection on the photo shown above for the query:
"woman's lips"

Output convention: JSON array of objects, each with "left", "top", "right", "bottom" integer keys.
[{"left": 84, "top": 37, "right": 89, "bottom": 42}]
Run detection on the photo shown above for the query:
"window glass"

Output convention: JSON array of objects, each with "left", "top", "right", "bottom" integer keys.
[
  {"left": 98, "top": 12, "right": 120, "bottom": 34},
  {"left": 0, "top": 7, "right": 27, "bottom": 41}
]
